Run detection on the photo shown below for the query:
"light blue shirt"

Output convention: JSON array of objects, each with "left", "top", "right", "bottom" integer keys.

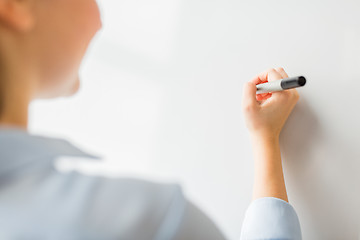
[
  {"left": 240, "top": 197, "right": 302, "bottom": 240},
  {"left": 0, "top": 127, "right": 301, "bottom": 240}
]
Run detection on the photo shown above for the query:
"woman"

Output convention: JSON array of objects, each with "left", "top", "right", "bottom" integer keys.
[{"left": 0, "top": 0, "right": 301, "bottom": 239}]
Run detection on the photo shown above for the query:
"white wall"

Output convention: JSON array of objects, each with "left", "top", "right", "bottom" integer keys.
[{"left": 29, "top": 0, "right": 360, "bottom": 239}]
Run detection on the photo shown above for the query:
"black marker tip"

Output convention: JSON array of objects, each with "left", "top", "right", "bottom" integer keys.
[{"left": 298, "top": 76, "right": 306, "bottom": 86}]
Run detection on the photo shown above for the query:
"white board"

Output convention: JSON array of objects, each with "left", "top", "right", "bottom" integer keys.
[{"left": 30, "top": 0, "right": 360, "bottom": 239}]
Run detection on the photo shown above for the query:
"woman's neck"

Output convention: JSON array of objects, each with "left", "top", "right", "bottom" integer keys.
[
  {"left": 0, "top": 31, "right": 38, "bottom": 131},
  {"left": 0, "top": 74, "right": 36, "bottom": 131},
  {"left": 0, "top": 92, "right": 30, "bottom": 131}
]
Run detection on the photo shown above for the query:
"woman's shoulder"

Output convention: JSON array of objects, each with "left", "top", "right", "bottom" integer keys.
[
  {"left": 52, "top": 170, "right": 187, "bottom": 239},
  {"left": 58, "top": 169, "right": 185, "bottom": 207},
  {"left": 0, "top": 128, "right": 187, "bottom": 239}
]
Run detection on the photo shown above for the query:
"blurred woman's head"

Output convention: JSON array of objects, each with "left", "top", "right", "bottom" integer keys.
[{"left": 0, "top": 0, "right": 102, "bottom": 99}]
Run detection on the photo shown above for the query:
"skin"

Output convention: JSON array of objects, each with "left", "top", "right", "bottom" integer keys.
[
  {"left": 242, "top": 68, "right": 299, "bottom": 202},
  {"left": 0, "top": 0, "right": 102, "bottom": 129}
]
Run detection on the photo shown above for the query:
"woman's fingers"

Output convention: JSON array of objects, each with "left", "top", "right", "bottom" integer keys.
[
  {"left": 273, "top": 68, "right": 299, "bottom": 99},
  {"left": 252, "top": 67, "right": 288, "bottom": 85},
  {"left": 251, "top": 68, "right": 287, "bottom": 102},
  {"left": 275, "top": 67, "right": 289, "bottom": 79},
  {"left": 242, "top": 82, "right": 259, "bottom": 109},
  {"left": 256, "top": 93, "right": 271, "bottom": 101},
  {"left": 250, "top": 75, "right": 266, "bottom": 85},
  {"left": 251, "top": 68, "right": 274, "bottom": 85},
  {"left": 251, "top": 67, "right": 284, "bottom": 88},
  {"left": 267, "top": 68, "right": 283, "bottom": 82}
]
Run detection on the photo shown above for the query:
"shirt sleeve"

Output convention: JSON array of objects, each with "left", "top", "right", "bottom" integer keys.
[{"left": 240, "top": 197, "right": 302, "bottom": 240}]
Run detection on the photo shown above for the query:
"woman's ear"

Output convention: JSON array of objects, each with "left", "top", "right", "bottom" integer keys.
[{"left": 0, "top": 0, "right": 35, "bottom": 32}]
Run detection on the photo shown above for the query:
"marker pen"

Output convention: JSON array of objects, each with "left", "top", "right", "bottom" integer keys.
[{"left": 256, "top": 76, "right": 306, "bottom": 94}]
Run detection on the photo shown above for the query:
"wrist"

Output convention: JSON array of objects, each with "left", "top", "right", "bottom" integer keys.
[
  {"left": 250, "top": 132, "right": 281, "bottom": 164},
  {"left": 250, "top": 131, "right": 280, "bottom": 143}
]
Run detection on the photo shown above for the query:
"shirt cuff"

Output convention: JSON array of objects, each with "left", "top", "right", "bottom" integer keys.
[{"left": 240, "top": 197, "right": 302, "bottom": 240}]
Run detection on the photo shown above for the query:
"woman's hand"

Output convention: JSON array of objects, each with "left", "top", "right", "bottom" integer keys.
[
  {"left": 242, "top": 68, "right": 300, "bottom": 139},
  {"left": 242, "top": 67, "right": 300, "bottom": 202}
]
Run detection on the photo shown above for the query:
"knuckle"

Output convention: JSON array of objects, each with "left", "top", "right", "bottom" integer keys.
[
  {"left": 288, "top": 90, "right": 300, "bottom": 102},
  {"left": 292, "top": 89, "right": 299, "bottom": 97},
  {"left": 244, "top": 82, "right": 253, "bottom": 88},
  {"left": 265, "top": 68, "right": 276, "bottom": 74},
  {"left": 277, "top": 67, "right": 285, "bottom": 72},
  {"left": 294, "top": 92, "right": 300, "bottom": 100},
  {"left": 242, "top": 103, "right": 254, "bottom": 113},
  {"left": 267, "top": 68, "right": 282, "bottom": 81},
  {"left": 282, "top": 90, "right": 293, "bottom": 99},
  {"left": 281, "top": 91, "right": 291, "bottom": 100},
  {"left": 268, "top": 68, "right": 277, "bottom": 73},
  {"left": 243, "top": 82, "right": 254, "bottom": 94}
]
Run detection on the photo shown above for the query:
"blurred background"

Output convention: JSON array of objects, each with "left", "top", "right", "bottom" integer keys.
[{"left": 29, "top": 0, "right": 360, "bottom": 239}]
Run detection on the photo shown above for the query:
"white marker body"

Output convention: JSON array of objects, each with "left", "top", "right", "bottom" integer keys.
[{"left": 256, "top": 80, "right": 282, "bottom": 94}]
